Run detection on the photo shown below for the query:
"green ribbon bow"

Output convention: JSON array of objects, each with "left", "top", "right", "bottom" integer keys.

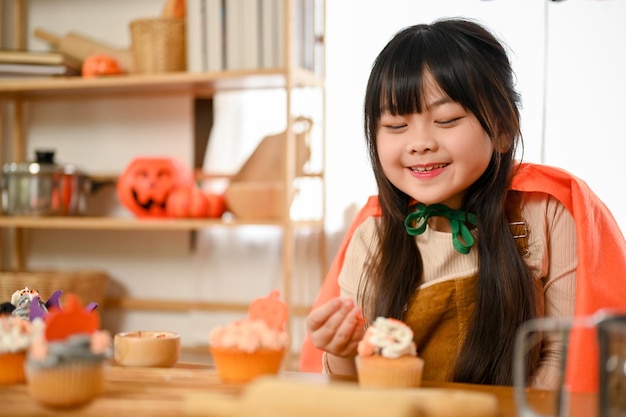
[{"left": 404, "top": 203, "right": 478, "bottom": 254}]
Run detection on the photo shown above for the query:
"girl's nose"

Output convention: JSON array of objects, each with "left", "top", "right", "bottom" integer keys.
[{"left": 407, "top": 131, "right": 437, "bottom": 154}]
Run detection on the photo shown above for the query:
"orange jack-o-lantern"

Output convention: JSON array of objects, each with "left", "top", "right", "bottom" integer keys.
[{"left": 117, "top": 157, "right": 194, "bottom": 218}]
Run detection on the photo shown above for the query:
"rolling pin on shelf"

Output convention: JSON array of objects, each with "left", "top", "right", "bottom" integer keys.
[{"left": 34, "top": 28, "right": 135, "bottom": 73}]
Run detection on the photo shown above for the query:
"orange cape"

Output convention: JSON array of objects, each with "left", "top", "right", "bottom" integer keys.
[{"left": 299, "top": 163, "right": 626, "bottom": 393}]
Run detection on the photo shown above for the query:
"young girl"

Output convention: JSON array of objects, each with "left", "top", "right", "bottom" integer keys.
[{"left": 301, "top": 18, "right": 626, "bottom": 391}]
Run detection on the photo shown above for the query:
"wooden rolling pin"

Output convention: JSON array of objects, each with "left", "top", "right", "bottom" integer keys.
[
  {"left": 34, "top": 28, "right": 135, "bottom": 73},
  {"left": 184, "top": 377, "right": 499, "bottom": 417}
]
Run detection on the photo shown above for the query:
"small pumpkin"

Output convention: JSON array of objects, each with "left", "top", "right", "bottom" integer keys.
[
  {"left": 117, "top": 157, "right": 194, "bottom": 218},
  {"left": 205, "top": 192, "right": 226, "bottom": 218},
  {"left": 166, "top": 186, "right": 209, "bottom": 218},
  {"left": 82, "top": 54, "right": 122, "bottom": 78}
]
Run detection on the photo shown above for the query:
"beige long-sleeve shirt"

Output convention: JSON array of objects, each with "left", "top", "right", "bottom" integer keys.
[{"left": 338, "top": 192, "right": 577, "bottom": 389}]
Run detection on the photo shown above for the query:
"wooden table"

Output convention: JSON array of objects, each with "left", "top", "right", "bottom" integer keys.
[{"left": 0, "top": 363, "right": 597, "bottom": 417}]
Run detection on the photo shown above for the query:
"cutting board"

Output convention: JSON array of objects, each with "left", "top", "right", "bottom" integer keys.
[
  {"left": 184, "top": 376, "right": 499, "bottom": 417},
  {"left": 34, "top": 28, "right": 135, "bottom": 73}
]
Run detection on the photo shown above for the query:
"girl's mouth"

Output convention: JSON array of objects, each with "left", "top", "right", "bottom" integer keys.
[{"left": 410, "top": 163, "right": 449, "bottom": 173}]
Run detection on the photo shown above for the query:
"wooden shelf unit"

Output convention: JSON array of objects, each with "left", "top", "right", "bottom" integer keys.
[{"left": 0, "top": 0, "right": 327, "bottom": 321}]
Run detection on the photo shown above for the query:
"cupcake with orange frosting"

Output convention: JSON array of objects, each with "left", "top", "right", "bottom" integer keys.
[
  {"left": 25, "top": 294, "right": 111, "bottom": 408},
  {"left": 0, "top": 315, "right": 42, "bottom": 384},
  {"left": 209, "top": 290, "right": 289, "bottom": 383},
  {"left": 356, "top": 317, "right": 424, "bottom": 388}
]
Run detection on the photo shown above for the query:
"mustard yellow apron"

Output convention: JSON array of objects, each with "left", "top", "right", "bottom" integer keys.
[{"left": 404, "top": 275, "right": 477, "bottom": 382}]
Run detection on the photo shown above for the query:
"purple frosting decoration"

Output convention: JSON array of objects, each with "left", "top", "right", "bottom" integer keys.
[
  {"left": 11, "top": 288, "right": 99, "bottom": 321},
  {"left": 29, "top": 295, "right": 48, "bottom": 321},
  {"left": 45, "top": 290, "right": 63, "bottom": 310}
]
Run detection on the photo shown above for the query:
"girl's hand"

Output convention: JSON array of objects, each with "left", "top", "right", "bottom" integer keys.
[{"left": 305, "top": 297, "right": 366, "bottom": 358}]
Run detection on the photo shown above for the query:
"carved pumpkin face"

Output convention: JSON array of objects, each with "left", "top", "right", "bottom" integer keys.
[{"left": 117, "top": 157, "right": 194, "bottom": 218}]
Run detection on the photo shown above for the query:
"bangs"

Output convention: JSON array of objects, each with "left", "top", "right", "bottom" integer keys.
[
  {"left": 369, "top": 24, "right": 481, "bottom": 123},
  {"left": 377, "top": 53, "right": 428, "bottom": 117}
]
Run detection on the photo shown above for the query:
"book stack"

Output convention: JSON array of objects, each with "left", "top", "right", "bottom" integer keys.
[
  {"left": 0, "top": 50, "right": 82, "bottom": 78},
  {"left": 186, "top": 0, "right": 323, "bottom": 74}
]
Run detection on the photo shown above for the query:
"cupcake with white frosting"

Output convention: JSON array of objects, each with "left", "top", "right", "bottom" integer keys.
[
  {"left": 0, "top": 315, "right": 42, "bottom": 384},
  {"left": 356, "top": 317, "right": 425, "bottom": 388}
]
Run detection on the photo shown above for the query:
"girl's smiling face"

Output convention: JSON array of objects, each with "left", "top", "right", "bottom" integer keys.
[{"left": 376, "top": 74, "right": 494, "bottom": 210}]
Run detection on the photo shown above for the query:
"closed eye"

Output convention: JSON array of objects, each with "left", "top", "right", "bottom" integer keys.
[
  {"left": 435, "top": 117, "right": 462, "bottom": 127},
  {"left": 382, "top": 123, "right": 408, "bottom": 132}
]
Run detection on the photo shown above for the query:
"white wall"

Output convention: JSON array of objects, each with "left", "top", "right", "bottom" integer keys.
[
  {"left": 325, "top": 0, "right": 626, "bottom": 234},
  {"left": 542, "top": 0, "right": 626, "bottom": 231},
  {"left": 3, "top": 0, "right": 625, "bottom": 353}
]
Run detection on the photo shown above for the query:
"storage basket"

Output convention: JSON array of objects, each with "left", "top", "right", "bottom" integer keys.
[
  {"left": 0, "top": 270, "right": 109, "bottom": 308},
  {"left": 130, "top": 17, "right": 186, "bottom": 73}
]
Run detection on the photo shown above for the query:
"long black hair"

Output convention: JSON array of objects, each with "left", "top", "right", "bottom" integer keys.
[{"left": 362, "top": 18, "right": 538, "bottom": 385}]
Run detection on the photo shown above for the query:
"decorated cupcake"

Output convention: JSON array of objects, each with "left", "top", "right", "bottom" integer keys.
[
  {"left": 0, "top": 315, "right": 42, "bottom": 384},
  {"left": 8, "top": 287, "right": 98, "bottom": 322},
  {"left": 356, "top": 317, "right": 425, "bottom": 388},
  {"left": 209, "top": 290, "right": 289, "bottom": 383},
  {"left": 10, "top": 287, "right": 59, "bottom": 321},
  {"left": 25, "top": 294, "right": 111, "bottom": 408}
]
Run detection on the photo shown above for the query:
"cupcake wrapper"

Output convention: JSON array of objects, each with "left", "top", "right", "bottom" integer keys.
[
  {"left": 356, "top": 355, "right": 425, "bottom": 388},
  {"left": 210, "top": 346, "right": 285, "bottom": 384},
  {"left": 0, "top": 351, "right": 27, "bottom": 385},
  {"left": 26, "top": 362, "right": 105, "bottom": 408}
]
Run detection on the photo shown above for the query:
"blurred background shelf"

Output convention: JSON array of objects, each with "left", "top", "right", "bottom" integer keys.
[
  {"left": 0, "top": 67, "right": 324, "bottom": 99},
  {"left": 0, "top": 215, "right": 324, "bottom": 230}
]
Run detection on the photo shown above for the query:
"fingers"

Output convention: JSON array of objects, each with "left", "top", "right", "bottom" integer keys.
[
  {"left": 305, "top": 297, "right": 343, "bottom": 333},
  {"left": 332, "top": 304, "right": 366, "bottom": 356},
  {"left": 305, "top": 297, "right": 365, "bottom": 358}
]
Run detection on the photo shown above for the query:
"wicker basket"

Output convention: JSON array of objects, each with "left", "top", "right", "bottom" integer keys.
[
  {"left": 0, "top": 270, "right": 109, "bottom": 308},
  {"left": 130, "top": 17, "right": 186, "bottom": 73}
]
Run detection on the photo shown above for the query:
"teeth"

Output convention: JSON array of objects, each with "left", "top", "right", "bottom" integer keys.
[{"left": 411, "top": 164, "right": 447, "bottom": 172}]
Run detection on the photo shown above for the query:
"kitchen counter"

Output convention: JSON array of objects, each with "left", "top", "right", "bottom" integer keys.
[{"left": 0, "top": 363, "right": 597, "bottom": 417}]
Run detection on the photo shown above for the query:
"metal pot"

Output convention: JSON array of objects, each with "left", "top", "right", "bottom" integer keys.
[{"left": 1, "top": 150, "right": 91, "bottom": 216}]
